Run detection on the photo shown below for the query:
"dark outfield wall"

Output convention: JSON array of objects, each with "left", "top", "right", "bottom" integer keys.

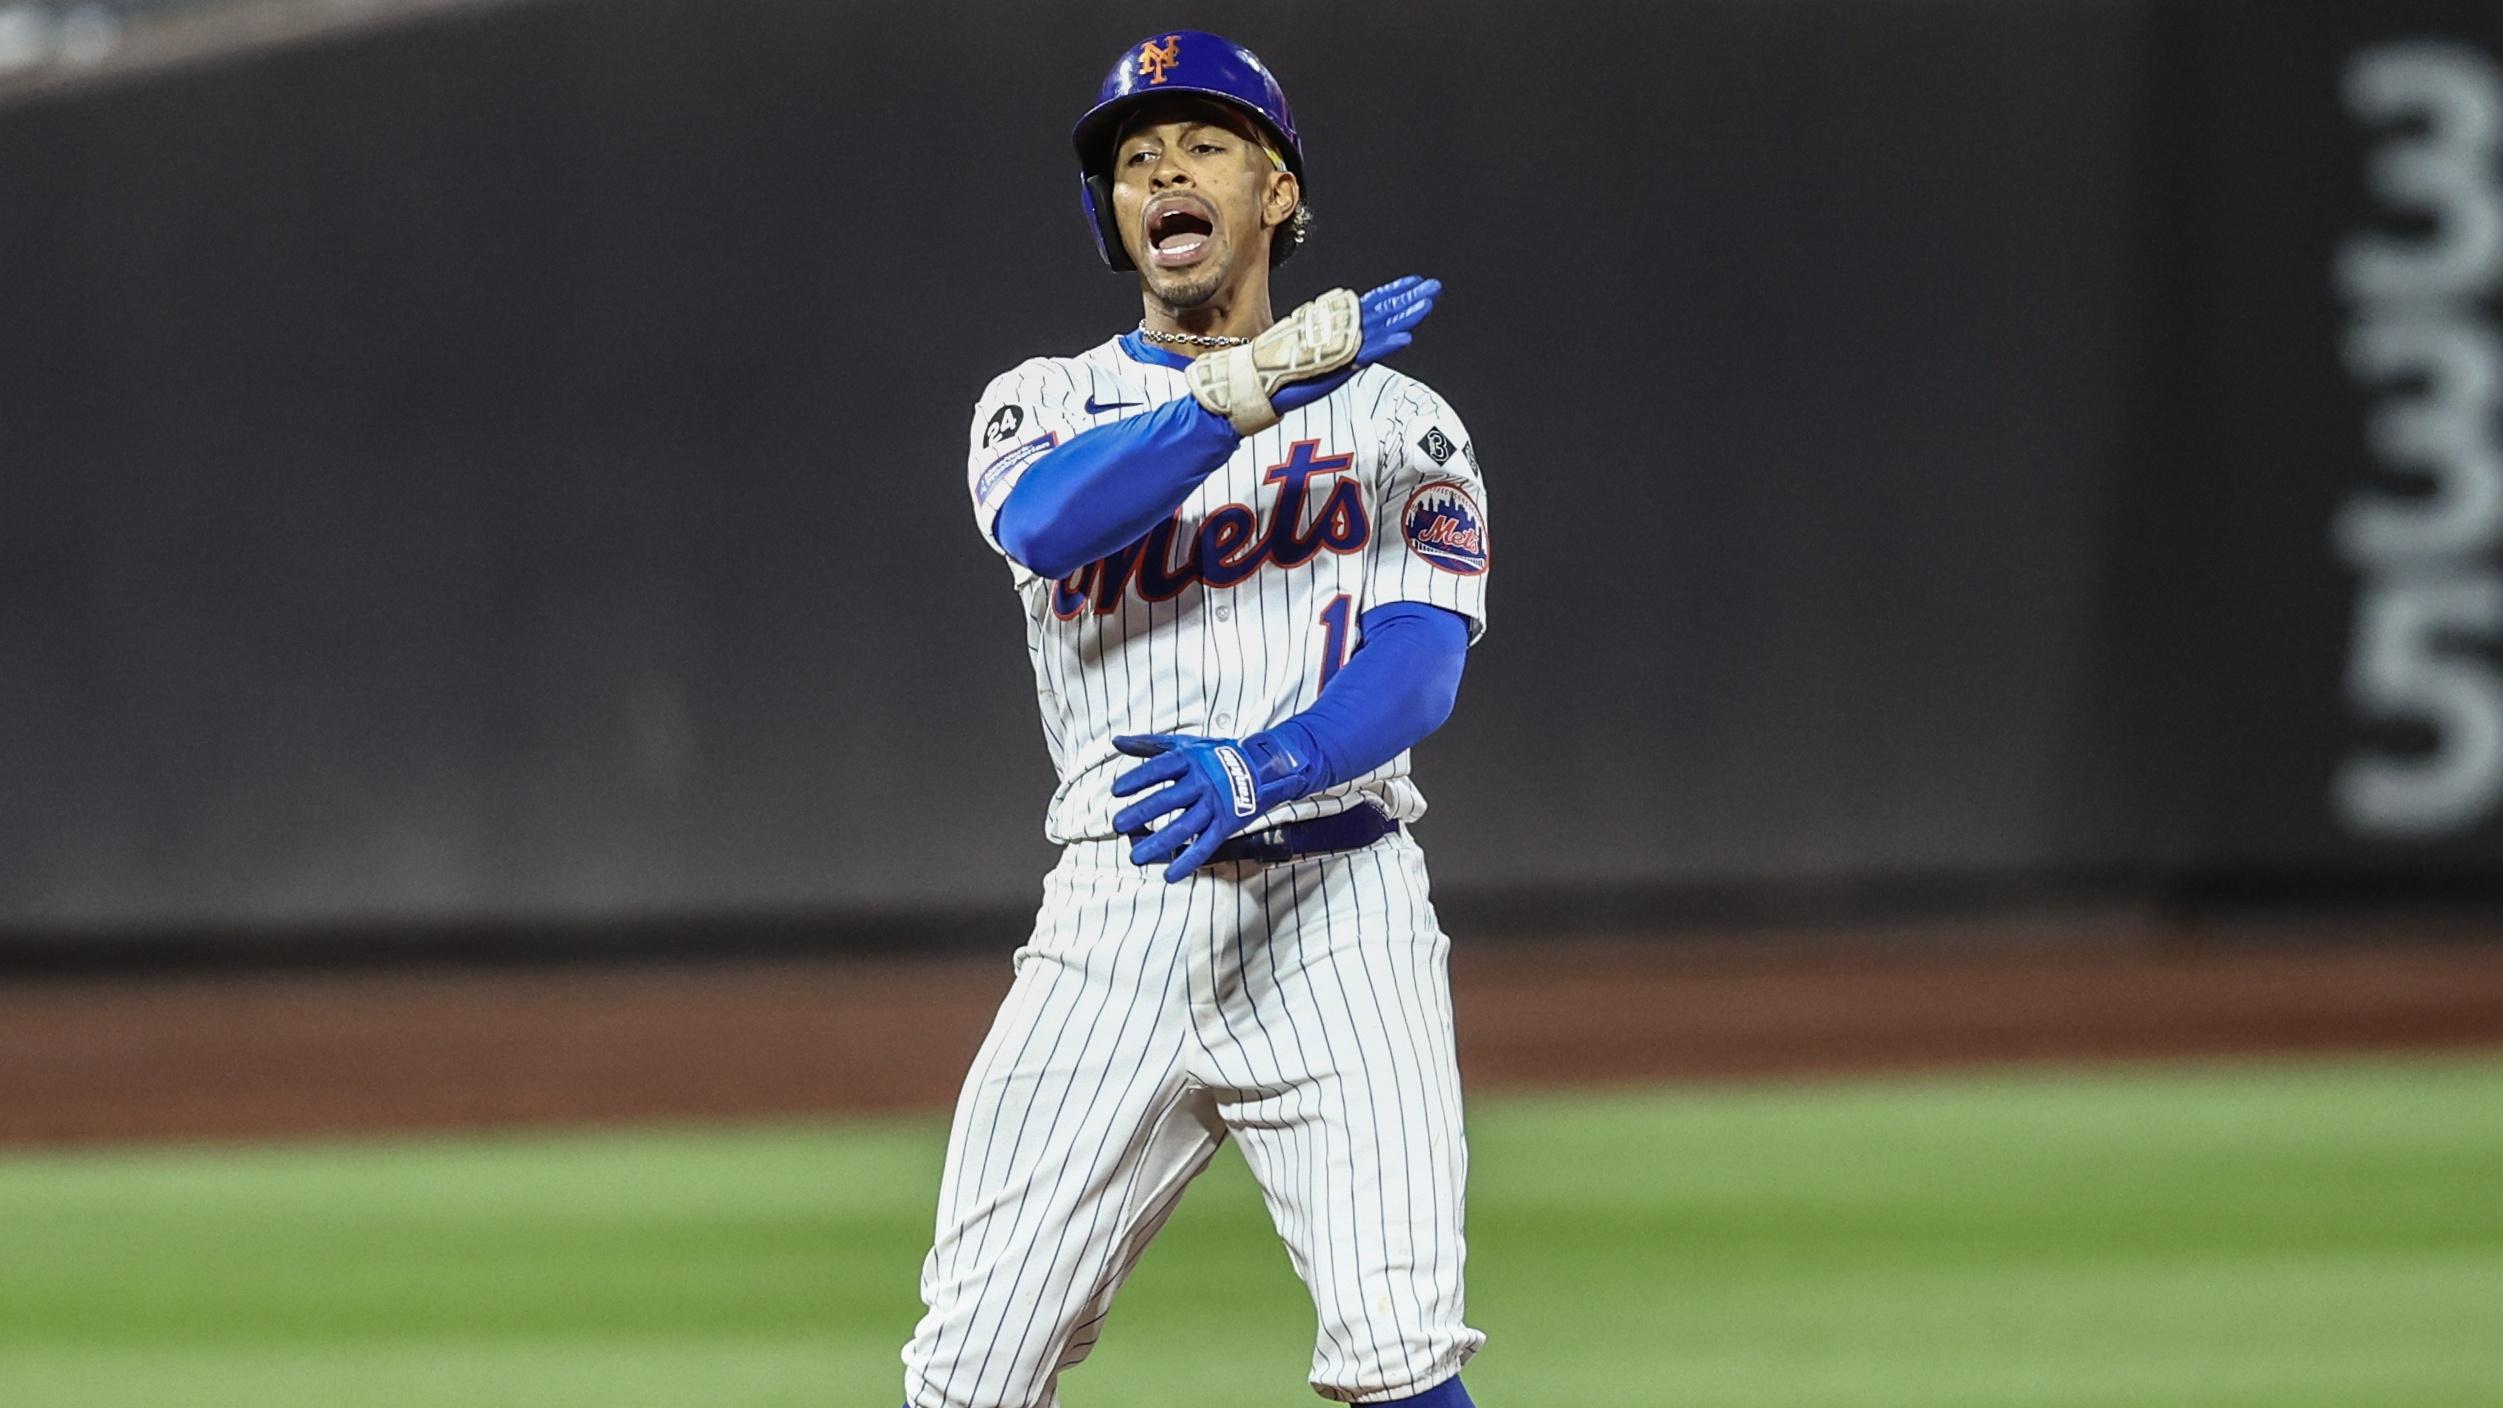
[
  {"left": 2, "top": 0, "right": 2424, "bottom": 934},
  {"left": 2142, "top": 0, "right": 2503, "bottom": 888}
]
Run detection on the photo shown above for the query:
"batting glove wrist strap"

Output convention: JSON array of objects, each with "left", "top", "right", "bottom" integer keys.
[
  {"left": 1240, "top": 724, "right": 1329, "bottom": 804},
  {"left": 1187, "top": 287, "right": 1363, "bottom": 435}
]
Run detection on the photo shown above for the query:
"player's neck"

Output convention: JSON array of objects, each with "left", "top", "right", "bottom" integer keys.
[{"left": 1139, "top": 276, "right": 1273, "bottom": 354}]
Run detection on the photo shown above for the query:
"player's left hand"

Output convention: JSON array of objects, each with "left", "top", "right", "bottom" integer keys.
[{"left": 1109, "top": 731, "right": 1315, "bottom": 882}]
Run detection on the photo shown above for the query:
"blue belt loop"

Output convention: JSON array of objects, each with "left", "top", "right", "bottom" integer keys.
[{"left": 1208, "top": 802, "right": 1397, "bottom": 866}]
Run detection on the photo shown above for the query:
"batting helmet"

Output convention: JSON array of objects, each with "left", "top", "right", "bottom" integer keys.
[{"left": 1071, "top": 31, "right": 1305, "bottom": 271}]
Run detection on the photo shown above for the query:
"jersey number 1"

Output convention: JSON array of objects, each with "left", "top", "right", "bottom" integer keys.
[{"left": 1316, "top": 594, "right": 1354, "bottom": 690}]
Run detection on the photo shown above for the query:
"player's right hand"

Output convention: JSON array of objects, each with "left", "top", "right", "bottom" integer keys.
[
  {"left": 1353, "top": 275, "right": 1441, "bottom": 366},
  {"left": 1267, "top": 276, "right": 1442, "bottom": 419}
]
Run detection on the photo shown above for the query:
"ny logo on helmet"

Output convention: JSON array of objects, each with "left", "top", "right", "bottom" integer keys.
[{"left": 1137, "top": 35, "right": 1181, "bottom": 84}]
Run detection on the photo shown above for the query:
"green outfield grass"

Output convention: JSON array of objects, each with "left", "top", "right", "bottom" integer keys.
[{"left": 2, "top": 1055, "right": 2499, "bottom": 1408}]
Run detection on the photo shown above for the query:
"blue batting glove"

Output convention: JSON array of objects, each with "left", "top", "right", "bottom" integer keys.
[
  {"left": 1269, "top": 276, "right": 1444, "bottom": 418},
  {"left": 1108, "top": 730, "right": 1325, "bottom": 882},
  {"left": 1353, "top": 274, "right": 1442, "bottom": 364}
]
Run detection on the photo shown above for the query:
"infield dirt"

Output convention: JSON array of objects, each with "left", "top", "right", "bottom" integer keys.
[{"left": 5, "top": 918, "right": 2501, "bottom": 1145}]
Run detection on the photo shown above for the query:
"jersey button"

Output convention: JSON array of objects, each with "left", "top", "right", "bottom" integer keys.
[
  {"left": 1214, "top": 713, "right": 1233, "bottom": 729},
  {"left": 1214, "top": 605, "right": 1233, "bottom": 622}
]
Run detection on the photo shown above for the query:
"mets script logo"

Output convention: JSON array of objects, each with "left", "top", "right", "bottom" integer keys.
[
  {"left": 1052, "top": 440, "right": 1368, "bottom": 618},
  {"left": 1402, "top": 482, "right": 1487, "bottom": 576},
  {"left": 1138, "top": 35, "right": 1181, "bottom": 84}
]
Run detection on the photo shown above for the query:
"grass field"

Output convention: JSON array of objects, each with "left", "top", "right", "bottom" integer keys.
[{"left": 3, "top": 1055, "right": 2499, "bottom": 1408}]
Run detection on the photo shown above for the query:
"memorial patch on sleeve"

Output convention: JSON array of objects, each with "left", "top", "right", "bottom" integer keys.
[{"left": 981, "top": 404, "right": 1024, "bottom": 448}]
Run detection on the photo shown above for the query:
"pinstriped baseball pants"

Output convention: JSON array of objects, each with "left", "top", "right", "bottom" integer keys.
[{"left": 902, "top": 829, "right": 1483, "bottom": 1408}]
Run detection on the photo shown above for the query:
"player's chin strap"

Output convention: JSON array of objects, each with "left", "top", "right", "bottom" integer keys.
[{"left": 1186, "top": 287, "right": 1363, "bottom": 436}]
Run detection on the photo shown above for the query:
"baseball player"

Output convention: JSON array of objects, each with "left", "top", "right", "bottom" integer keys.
[{"left": 905, "top": 31, "right": 1490, "bottom": 1408}]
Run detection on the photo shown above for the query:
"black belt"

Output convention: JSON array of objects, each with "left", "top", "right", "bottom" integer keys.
[{"left": 1208, "top": 804, "right": 1398, "bottom": 866}]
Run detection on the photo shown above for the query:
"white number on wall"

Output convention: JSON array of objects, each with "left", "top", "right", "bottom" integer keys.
[
  {"left": 2336, "top": 40, "right": 2503, "bottom": 838},
  {"left": 2336, "top": 573, "right": 2503, "bottom": 833}
]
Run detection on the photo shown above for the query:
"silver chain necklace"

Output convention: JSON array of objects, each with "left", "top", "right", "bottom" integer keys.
[{"left": 1137, "top": 324, "right": 1251, "bottom": 348}]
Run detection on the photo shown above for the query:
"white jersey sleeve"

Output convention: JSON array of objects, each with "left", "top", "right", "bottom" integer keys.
[
  {"left": 1365, "top": 378, "right": 1491, "bottom": 641},
  {"left": 965, "top": 358, "right": 1090, "bottom": 563}
]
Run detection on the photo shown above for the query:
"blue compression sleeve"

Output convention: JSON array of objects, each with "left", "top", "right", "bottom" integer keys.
[
  {"left": 1251, "top": 602, "right": 1471, "bottom": 800},
  {"left": 994, "top": 397, "right": 1240, "bottom": 577}
]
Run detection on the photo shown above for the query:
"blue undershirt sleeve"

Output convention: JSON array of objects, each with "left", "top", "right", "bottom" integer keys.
[
  {"left": 993, "top": 396, "right": 1241, "bottom": 578},
  {"left": 1248, "top": 602, "right": 1472, "bottom": 803}
]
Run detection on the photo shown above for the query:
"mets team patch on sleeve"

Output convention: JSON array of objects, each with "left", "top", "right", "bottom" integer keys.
[{"left": 1401, "top": 481, "right": 1489, "bottom": 576}]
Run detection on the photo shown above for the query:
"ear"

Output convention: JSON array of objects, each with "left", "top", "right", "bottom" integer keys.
[{"left": 1262, "top": 170, "right": 1301, "bottom": 231}]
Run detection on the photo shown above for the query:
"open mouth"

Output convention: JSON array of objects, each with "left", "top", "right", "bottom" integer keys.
[{"left": 1145, "top": 201, "right": 1215, "bottom": 267}]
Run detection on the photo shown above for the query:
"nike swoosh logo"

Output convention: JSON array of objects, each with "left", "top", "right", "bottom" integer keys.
[{"left": 1084, "top": 396, "right": 1143, "bottom": 414}]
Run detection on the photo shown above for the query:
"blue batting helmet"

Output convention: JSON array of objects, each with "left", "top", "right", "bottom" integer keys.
[{"left": 1071, "top": 31, "right": 1305, "bottom": 271}]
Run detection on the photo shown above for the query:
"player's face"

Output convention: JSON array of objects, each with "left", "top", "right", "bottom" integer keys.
[{"left": 1110, "top": 107, "right": 1297, "bottom": 308}]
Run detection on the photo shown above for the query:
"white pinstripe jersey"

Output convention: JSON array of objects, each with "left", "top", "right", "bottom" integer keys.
[{"left": 967, "top": 332, "right": 1491, "bottom": 845}]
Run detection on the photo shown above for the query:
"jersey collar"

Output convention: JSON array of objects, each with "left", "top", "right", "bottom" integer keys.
[{"left": 1118, "top": 329, "right": 1195, "bottom": 371}]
